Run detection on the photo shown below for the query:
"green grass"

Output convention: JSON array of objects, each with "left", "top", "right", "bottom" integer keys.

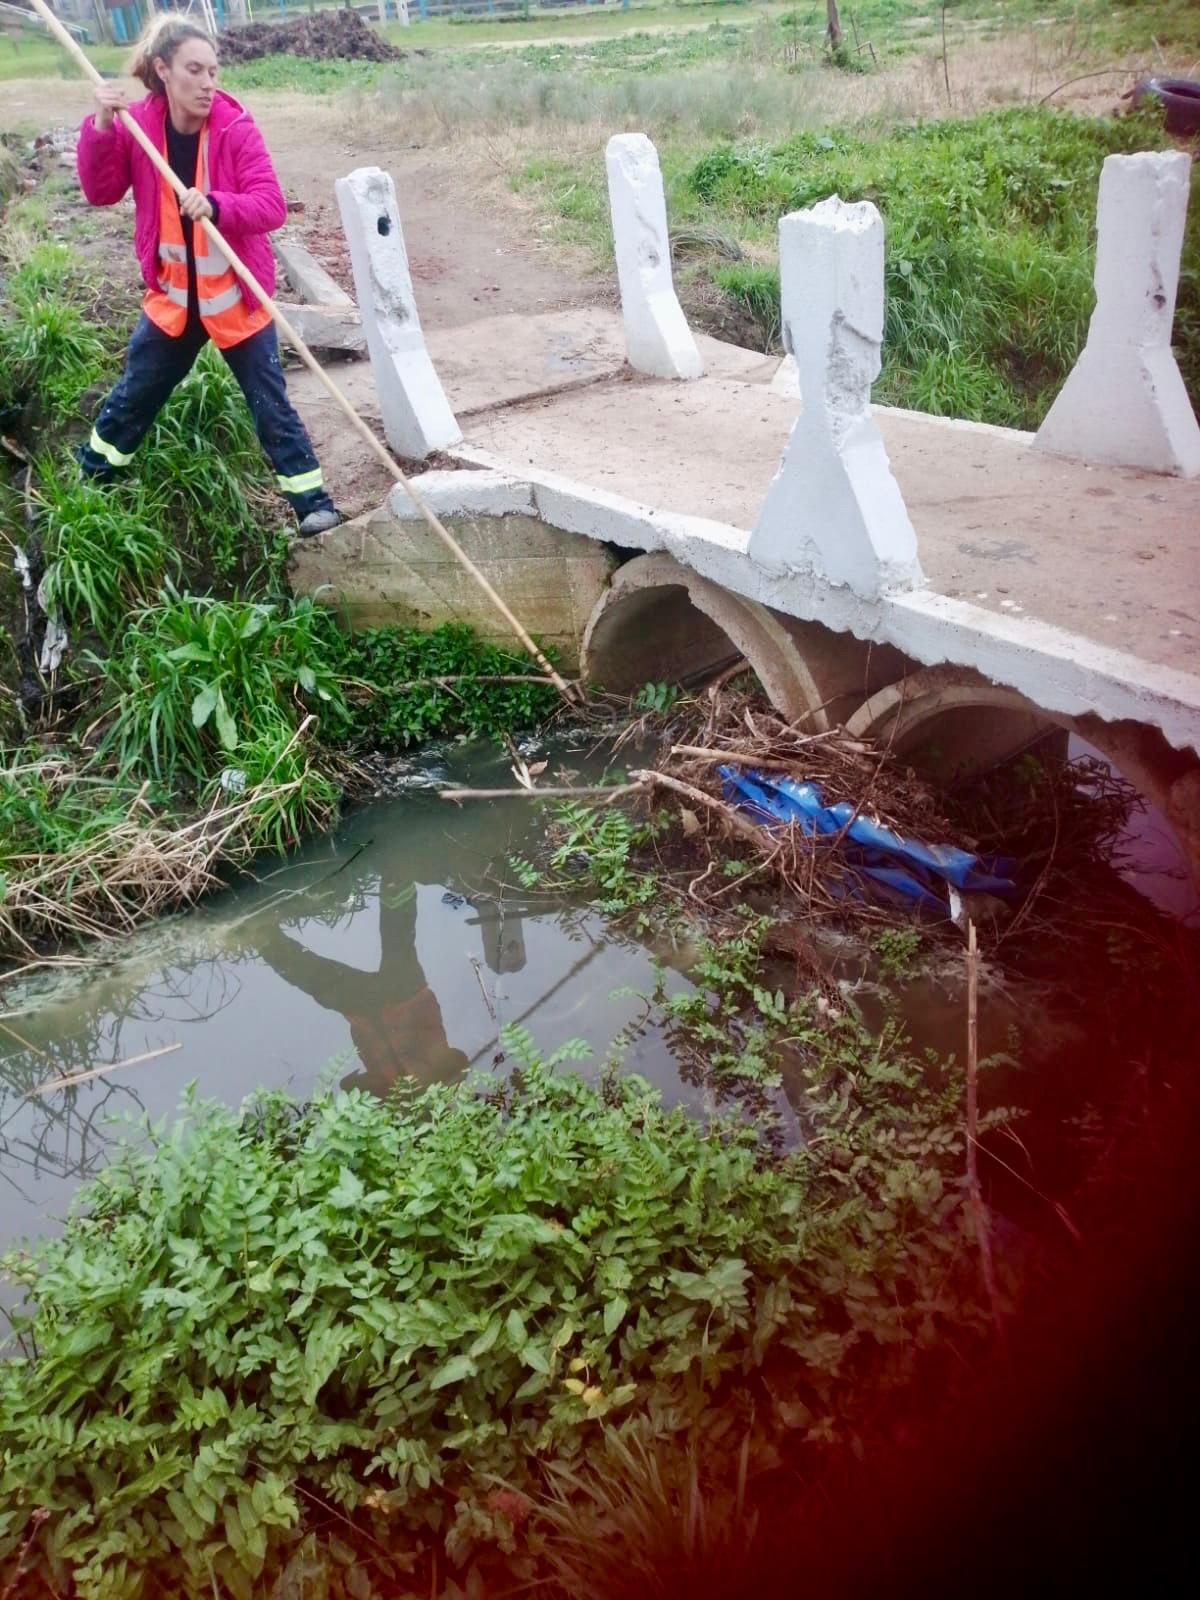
[
  {"left": 0, "top": 238, "right": 113, "bottom": 424},
  {"left": 36, "top": 471, "right": 178, "bottom": 638},
  {"left": 0, "top": 750, "right": 151, "bottom": 860},
  {"left": 0, "top": 36, "right": 122, "bottom": 82},
  {"left": 142, "top": 347, "right": 288, "bottom": 590},
  {"left": 683, "top": 107, "right": 1199, "bottom": 426},
  {"left": 523, "top": 105, "right": 1198, "bottom": 429},
  {"left": 1, "top": 0, "right": 1193, "bottom": 89},
  {"left": 94, "top": 592, "right": 343, "bottom": 786}
]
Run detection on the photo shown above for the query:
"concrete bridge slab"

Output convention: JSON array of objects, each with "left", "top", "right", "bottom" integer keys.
[{"left": 460, "top": 370, "right": 1198, "bottom": 683}]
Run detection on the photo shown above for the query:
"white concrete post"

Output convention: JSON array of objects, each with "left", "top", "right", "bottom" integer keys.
[
  {"left": 396, "top": 0, "right": 411, "bottom": 24},
  {"left": 750, "top": 197, "right": 923, "bottom": 598},
  {"left": 335, "top": 166, "right": 461, "bottom": 461},
  {"left": 605, "top": 133, "right": 703, "bottom": 381},
  {"left": 1036, "top": 151, "right": 1200, "bottom": 478}
]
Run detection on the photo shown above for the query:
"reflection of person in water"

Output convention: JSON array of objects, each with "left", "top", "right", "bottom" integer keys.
[{"left": 251, "top": 878, "right": 525, "bottom": 1098}]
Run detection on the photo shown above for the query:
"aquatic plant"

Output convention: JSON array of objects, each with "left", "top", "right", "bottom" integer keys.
[{"left": 319, "top": 618, "right": 561, "bottom": 750}]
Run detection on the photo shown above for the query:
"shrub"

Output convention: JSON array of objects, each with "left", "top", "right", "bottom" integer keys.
[{"left": 0, "top": 1020, "right": 986, "bottom": 1596}]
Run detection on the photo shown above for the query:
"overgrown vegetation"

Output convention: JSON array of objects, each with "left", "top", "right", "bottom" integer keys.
[
  {"left": 0, "top": 1000, "right": 994, "bottom": 1595},
  {"left": 319, "top": 618, "right": 561, "bottom": 750},
  {"left": 0, "top": 173, "right": 559, "bottom": 966},
  {"left": 684, "top": 107, "right": 1198, "bottom": 425},
  {"left": 522, "top": 104, "right": 1198, "bottom": 428}
]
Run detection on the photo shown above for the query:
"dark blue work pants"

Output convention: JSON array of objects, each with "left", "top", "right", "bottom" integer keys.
[{"left": 78, "top": 315, "right": 335, "bottom": 520}]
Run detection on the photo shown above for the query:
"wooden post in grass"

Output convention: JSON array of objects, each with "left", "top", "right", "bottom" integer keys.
[{"left": 826, "top": 0, "right": 843, "bottom": 50}]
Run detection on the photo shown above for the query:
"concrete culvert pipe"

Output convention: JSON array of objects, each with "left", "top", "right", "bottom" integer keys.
[
  {"left": 845, "top": 665, "right": 1059, "bottom": 782},
  {"left": 846, "top": 668, "right": 1200, "bottom": 891},
  {"left": 581, "top": 553, "right": 907, "bottom": 728}
]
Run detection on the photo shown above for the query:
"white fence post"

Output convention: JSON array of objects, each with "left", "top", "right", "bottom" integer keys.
[
  {"left": 605, "top": 133, "right": 703, "bottom": 381},
  {"left": 335, "top": 165, "right": 461, "bottom": 461},
  {"left": 1036, "top": 151, "right": 1200, "bottom": 478},
  {"left": 750, "top": 196, "right": 922, "bottom": 598}
]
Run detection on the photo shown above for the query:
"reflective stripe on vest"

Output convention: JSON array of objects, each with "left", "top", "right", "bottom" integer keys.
[{"left": 143, "top": 123, "right": 271, "bottom": 350}]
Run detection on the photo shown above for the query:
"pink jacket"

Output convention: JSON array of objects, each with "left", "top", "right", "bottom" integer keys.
[{"left": 76, "top": 89, "right": 284, "bottom": 309}]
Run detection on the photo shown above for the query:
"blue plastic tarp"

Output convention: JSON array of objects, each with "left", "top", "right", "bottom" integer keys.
[{"left": 719, "top": 766, "right": 1017, "bottom": 912}]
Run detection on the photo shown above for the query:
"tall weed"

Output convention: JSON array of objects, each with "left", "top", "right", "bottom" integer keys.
[
  {"left": 95, "top": 592, "right": 345, "bottom": 789},
  {"left": 36, "top": 467, "right": 177, "bottom": 639},
  {"left": 145, "top": 347, "right": 287, "bottom": 589},
  {"left": 0, "top": 292, "right": 108, "bottom": 422}
]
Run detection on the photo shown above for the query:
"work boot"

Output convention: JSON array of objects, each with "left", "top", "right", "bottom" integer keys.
[{"left": 297, "top": 507, "right": 343, "bottom": 538}]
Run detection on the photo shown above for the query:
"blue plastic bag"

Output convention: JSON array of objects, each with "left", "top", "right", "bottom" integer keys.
[{"left": 719, "top": 767, "right": 1017, "bottom": 912}]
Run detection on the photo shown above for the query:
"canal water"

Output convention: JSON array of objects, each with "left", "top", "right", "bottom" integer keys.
[
  {"left": 0, "top": 740, "right": 714, "bottom": 1254},
  {"left": 1, "top": 736, "right": 1194, "bottom": 1258}
]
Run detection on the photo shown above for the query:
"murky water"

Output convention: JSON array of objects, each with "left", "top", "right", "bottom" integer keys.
[
  {"left": 0, "top": 741, "right": 715, "bottom": 1253},
  {"left": 2, "top": 735, "right": 1193, "bottom": 1259}
]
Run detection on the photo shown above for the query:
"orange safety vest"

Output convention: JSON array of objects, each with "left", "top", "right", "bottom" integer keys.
[{"left": 143, "top": 124, "right": 271, "bottom": 349}]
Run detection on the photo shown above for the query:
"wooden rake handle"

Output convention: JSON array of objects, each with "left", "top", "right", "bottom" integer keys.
[{"left": 28, "top": 0, "right": 577, "bottom": 702}]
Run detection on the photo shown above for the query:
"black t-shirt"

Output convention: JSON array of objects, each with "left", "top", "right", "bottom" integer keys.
[{"left": 165, "top": 119, "right": 201, "bottom": 328}]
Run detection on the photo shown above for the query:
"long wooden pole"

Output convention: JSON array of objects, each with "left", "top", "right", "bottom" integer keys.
[{"left": 28, "top": 0, "right": 577, "bottom": 703}]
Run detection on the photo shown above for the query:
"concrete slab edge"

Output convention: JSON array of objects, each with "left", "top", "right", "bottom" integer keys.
[{"left": 445, "top": 446, "right": 1200, "bottom": 756}]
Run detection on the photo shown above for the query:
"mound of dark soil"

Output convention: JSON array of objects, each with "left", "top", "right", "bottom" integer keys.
[{"left": 218, "top": 11, "right": 402, "bottom": 65}]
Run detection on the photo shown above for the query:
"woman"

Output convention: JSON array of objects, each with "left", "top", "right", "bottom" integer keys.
[{"left": 75, "top": 16, "right": 341, "bottom": 537}]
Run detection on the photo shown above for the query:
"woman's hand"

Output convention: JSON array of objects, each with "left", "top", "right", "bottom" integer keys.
[
  {"left": 92, "top": 82, "right": 127, "bottom": 132},
  {"left": 179, "top": 187, "right": 214, "bottom": 222}
]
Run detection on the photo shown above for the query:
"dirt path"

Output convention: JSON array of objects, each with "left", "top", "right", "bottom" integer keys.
[
  {"left": 1, "top": 81, "right": 600, "bottom": 334},
  {"left": 253, "top": 95, "right": 601, "bottom": 330}
]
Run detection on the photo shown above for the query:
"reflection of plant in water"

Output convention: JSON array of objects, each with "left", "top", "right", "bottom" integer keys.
[{"left": 0, "top": 956, "right": 243, "bottom": 1216}]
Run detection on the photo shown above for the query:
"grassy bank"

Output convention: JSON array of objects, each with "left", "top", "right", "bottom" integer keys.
[
  {"left": 510, "top": 98, "right": 1198, "bottom": 425},
  {"left": 0, "top": 179, "right": 558, "bottom": 970}
]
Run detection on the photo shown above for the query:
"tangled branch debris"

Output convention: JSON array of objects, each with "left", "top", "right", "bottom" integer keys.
[
  {"left": 638, "top": 683, "right": 1144, "bottom": 948},
  {"left": 472, "top": 677, "right": 1145, "bottom": 956}
]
